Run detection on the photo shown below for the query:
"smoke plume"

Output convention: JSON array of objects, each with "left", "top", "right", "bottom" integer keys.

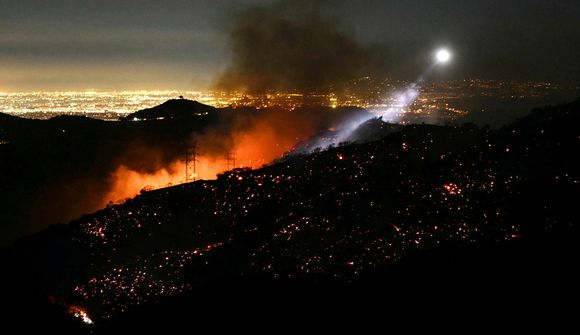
[{"left": 216, "top": 1, "right": 389, "bottom": 93}]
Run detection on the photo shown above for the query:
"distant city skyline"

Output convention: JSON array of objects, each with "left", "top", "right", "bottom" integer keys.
[
  {"left": 1, "top": 0, "right": 579, "bottom": 92},
  {"left": 3, "top": 79, "right": 575, "bottom": 132}
]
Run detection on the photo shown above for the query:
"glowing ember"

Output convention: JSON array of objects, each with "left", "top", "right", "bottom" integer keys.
[
  {"left": 443, "top": 183, "right": 462, "bottom": 195},
  {"left": 68, "top": 305, "right": 94, "bottom": 325}
]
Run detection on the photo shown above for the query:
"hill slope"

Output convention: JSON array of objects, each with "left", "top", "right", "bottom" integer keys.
[{"left": 2, "top": 99, "right": 579, "bottom": 331}]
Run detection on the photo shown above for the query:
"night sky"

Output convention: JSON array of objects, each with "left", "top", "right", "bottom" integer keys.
[{"left": 1, "top": 0, "right": 578, "bottom": 91}]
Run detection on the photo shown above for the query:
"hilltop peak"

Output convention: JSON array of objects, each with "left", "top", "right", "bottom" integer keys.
[{"left": 124, "top": 99, "right": 217, "bottom": 121}]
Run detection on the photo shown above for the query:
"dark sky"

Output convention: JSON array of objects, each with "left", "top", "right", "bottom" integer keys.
[{"left": 0, "top": 0, "right": 578, "bottom": 91}]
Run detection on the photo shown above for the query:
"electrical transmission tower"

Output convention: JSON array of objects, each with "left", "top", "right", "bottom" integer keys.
[
  {"left": 226, "top": 150, "right": 236, "bottom": 171},
  {"left": 183, "top": 142, "right": 198, "bottom": 182}
]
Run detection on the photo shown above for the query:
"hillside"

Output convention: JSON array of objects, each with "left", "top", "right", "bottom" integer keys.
[{"left": 2, "top": 99, "right": 578, "bottom": 331}]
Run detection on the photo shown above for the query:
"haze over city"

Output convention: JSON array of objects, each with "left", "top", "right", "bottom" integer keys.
[{"left": 1, "top": 0, "right": 579, "bottom": 92}]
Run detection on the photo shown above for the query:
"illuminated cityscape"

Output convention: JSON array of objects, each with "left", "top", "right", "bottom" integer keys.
[{"left": 1, "top": 79, "right": 575, "bottom": 121}]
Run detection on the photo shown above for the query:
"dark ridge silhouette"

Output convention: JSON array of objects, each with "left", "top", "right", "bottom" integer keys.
[
  {"left": 48, "top": 114, "right": 106, "bottom": 124},
  {"left": 122, "top": 99, "right": 217, "bottom": 121},
  {"left": 0, "top": 111, "right": 23, "bottom": 122}
]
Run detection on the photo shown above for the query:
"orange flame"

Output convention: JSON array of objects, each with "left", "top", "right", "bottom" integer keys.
[
  {"left": 102, "top": 115, "right": 309, "bottom": 205},
  {"left": 68, "top": 305, "right": 93, "bottom": 325}
]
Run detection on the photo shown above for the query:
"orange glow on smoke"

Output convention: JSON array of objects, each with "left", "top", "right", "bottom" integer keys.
[
  {"left": 102, "top": 114, "right": 313, "bottom": 205},
  {"left": 104, "top": 159, "right": 224, "bottom": 204},
  {"left": 233, "top": 117, "right": 300, "bottom": 168}
]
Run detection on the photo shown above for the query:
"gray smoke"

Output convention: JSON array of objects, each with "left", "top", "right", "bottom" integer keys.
[{"left": 216, "top": 1, "right": 390, "bottom": 93}]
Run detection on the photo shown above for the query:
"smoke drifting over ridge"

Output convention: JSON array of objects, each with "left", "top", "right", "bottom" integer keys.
[
  {"left": 103, "top": 106, "right": 372, "bottom": 206},
  {"left": 101, "top": 1, "right": 392, "bottom": 220},
  {"left": 216, "top": 1, "right": 389, "bottom": 93},
  {"left": 0, "top": 101, "right": 371, "bottom": 247},
  {"left": 1, "top": 1, "right": 389, "bottom": 245}
]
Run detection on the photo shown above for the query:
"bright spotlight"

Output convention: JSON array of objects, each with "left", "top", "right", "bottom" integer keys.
[{"left": 435, "top": 48, "right": 451, "bottom": 64}]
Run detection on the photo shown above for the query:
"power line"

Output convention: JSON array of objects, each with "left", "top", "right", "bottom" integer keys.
[{"left": 183, "top": 142, "right": 198, "bottom": 182}]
